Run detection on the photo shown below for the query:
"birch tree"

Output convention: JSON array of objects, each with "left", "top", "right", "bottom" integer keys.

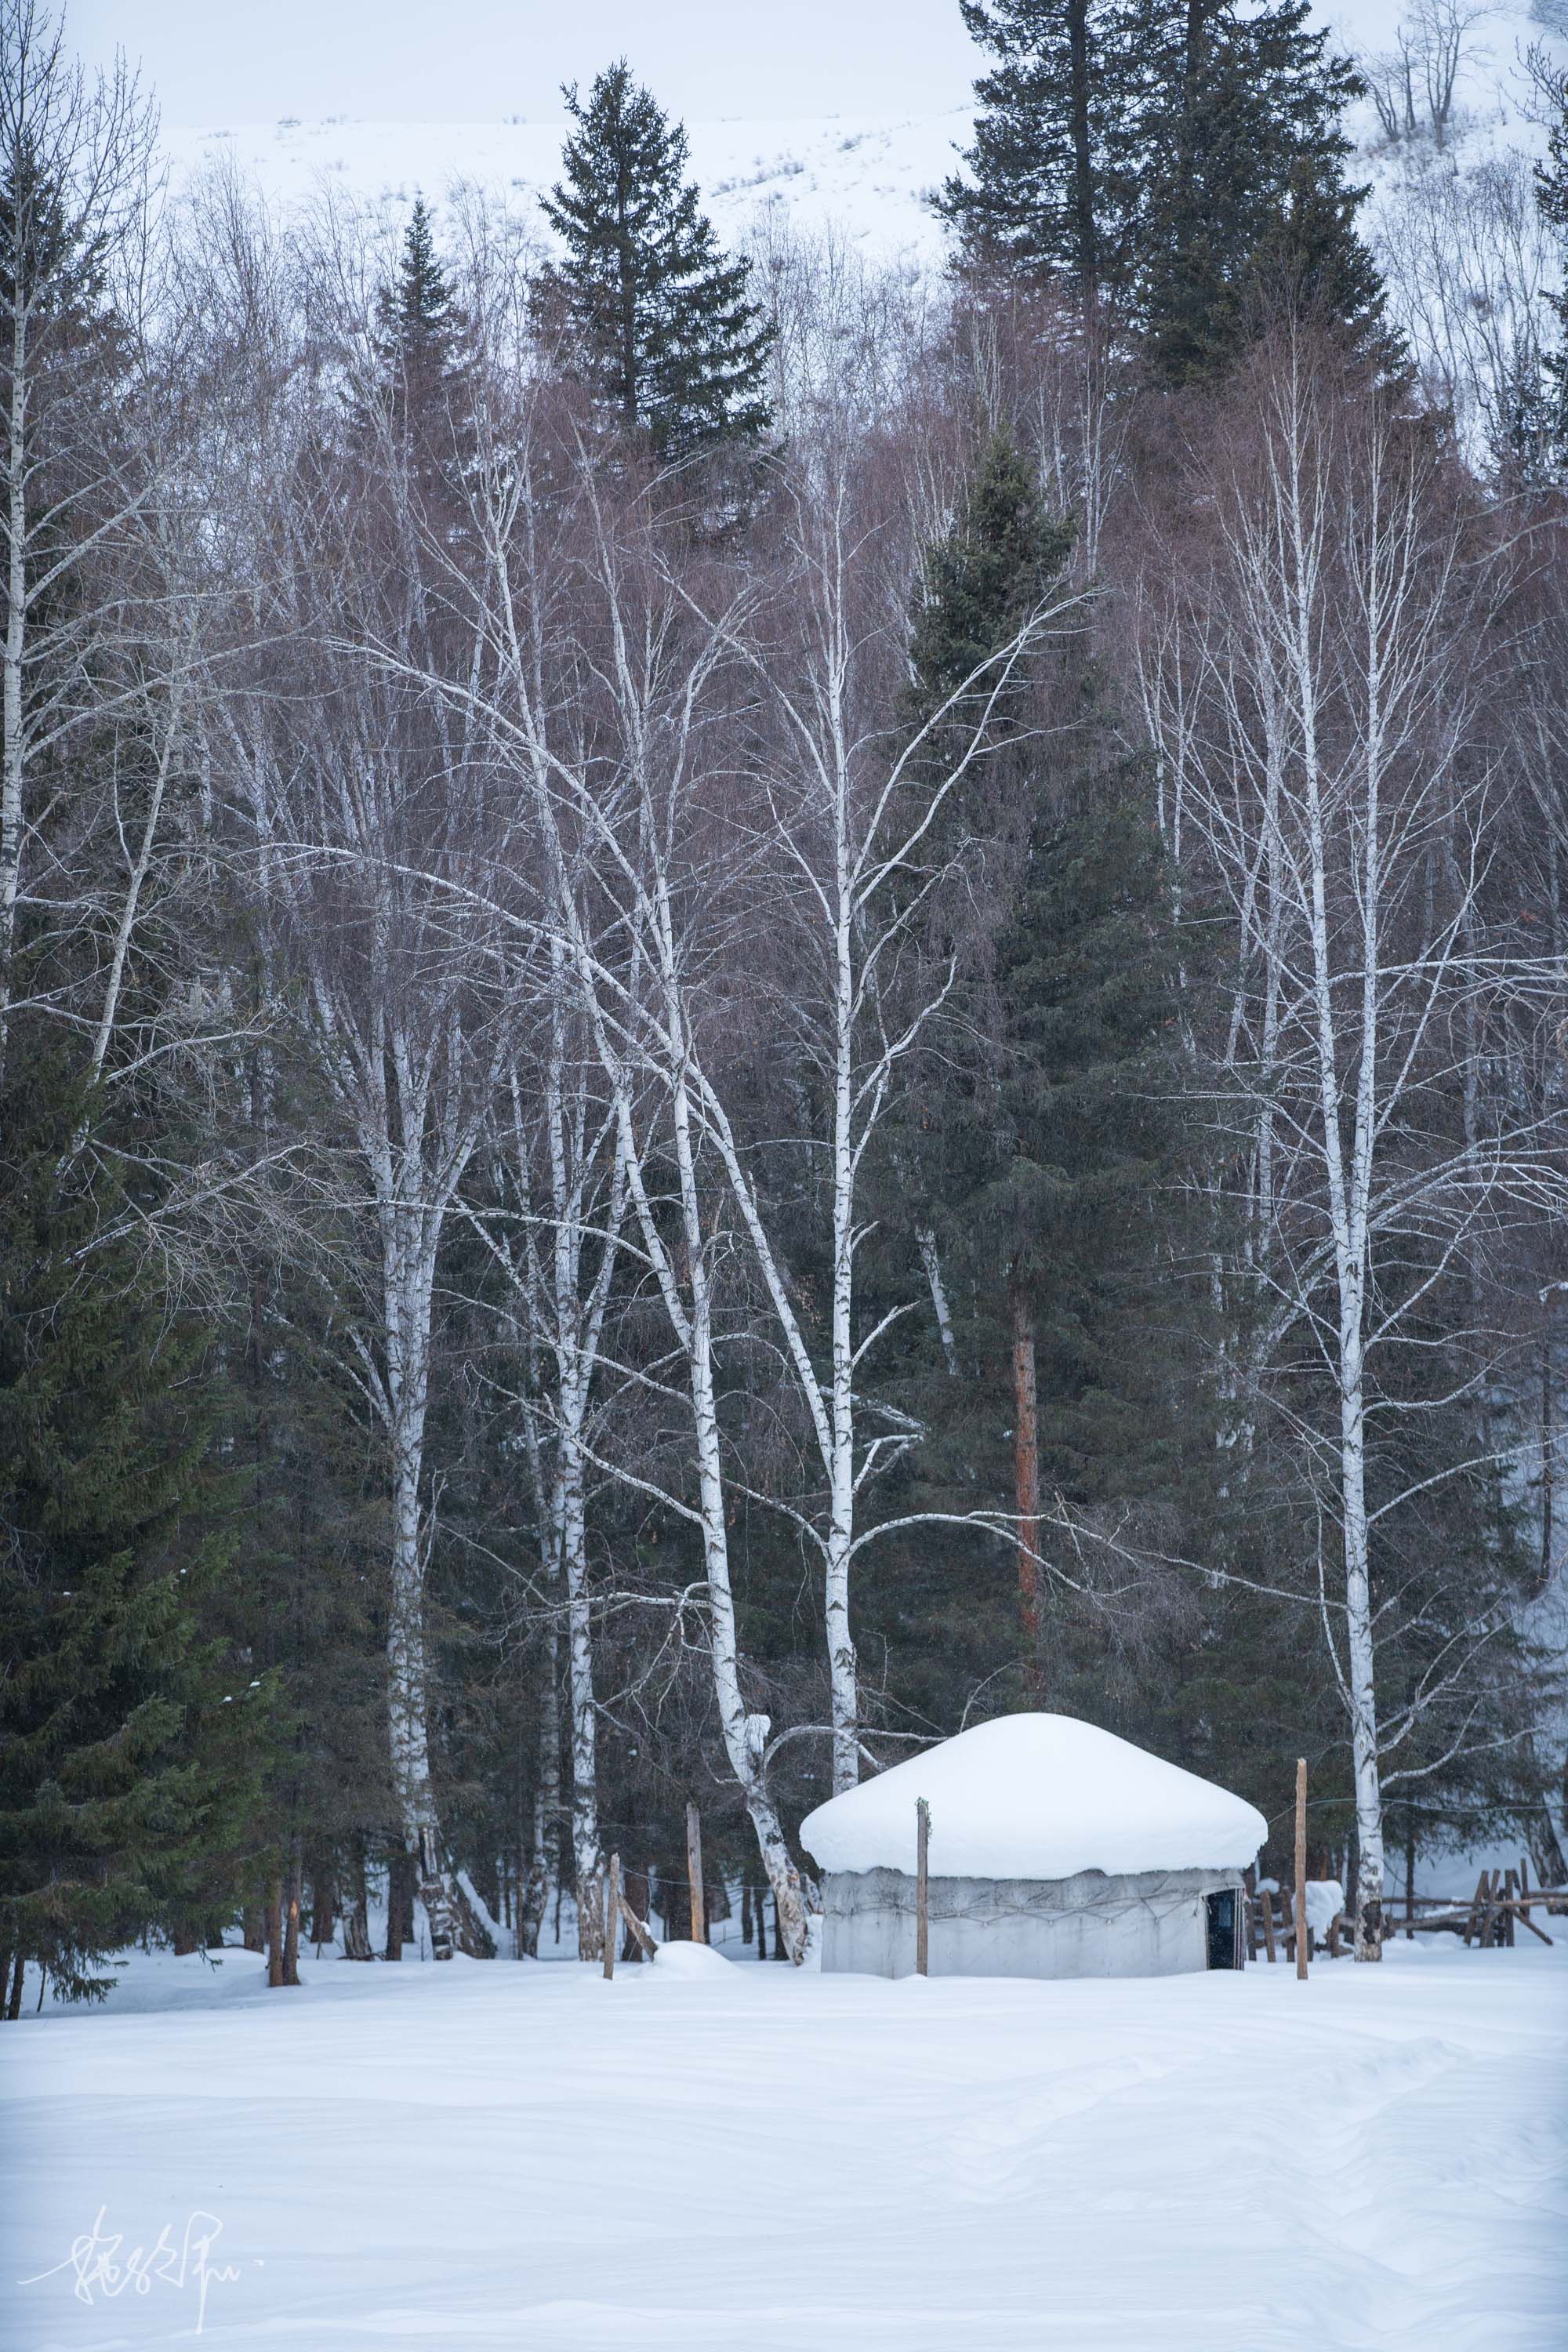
[
  {"left": 477, "top": 996, "right": 628, "bottom": 1962},
  {"left": 394, "top": 400, "right": 821, "bottom": 1954},
  {"left": 1143, "top": 332, "right": 1555, "bottom": 1954},
  {"left": 217, "top": 202, "right": 518, "bottom": 1959},
  {"left": 694, "top": 436, "right": 1081, "bottom": 1792},
  {"left": 0, "top": 0, "right": 156, "bottom": 1061}
]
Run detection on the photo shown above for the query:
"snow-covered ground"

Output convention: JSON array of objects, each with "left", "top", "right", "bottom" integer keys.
[{"left": 4, "top": 1933, "right": 1564, "bottom": 2349}]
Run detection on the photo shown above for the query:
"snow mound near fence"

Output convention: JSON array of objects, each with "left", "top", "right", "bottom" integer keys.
[
  {"left": 1307, "top": 1879, "right": 1347, "bottom": 1935},
  {"left": 800, "top": 1713, "right": 1268, "bottom": 1880},
  {"left": 651, "top": 1940, "right": 734, "bottom": 1978}
]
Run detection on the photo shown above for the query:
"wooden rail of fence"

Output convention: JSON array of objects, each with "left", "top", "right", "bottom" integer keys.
[{"left": 1250, "top": 1863, "right": 1563, "bottom": 1959}]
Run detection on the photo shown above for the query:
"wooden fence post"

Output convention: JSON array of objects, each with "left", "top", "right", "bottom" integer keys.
[
  {"left": 915, "top": 1799, "right": 930, "bottom": 1978},
  {"left": 1294, "top": 1757, "right": 1309, "bottom": 1981},
  {"left": 604, "top": 1854, "right": 619, "bottom": 1981},
  {"left": 686, "top": 1802, "right": 706, "bottom": 1944},
  {"left": 1463, "top": 1869, "right": 1488, "bottom": 1946},
  {"left": 618, "top": 1889, "right": 659, "bottom": 1962}
]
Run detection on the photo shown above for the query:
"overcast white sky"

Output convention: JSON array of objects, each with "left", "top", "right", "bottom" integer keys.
[{"left": 71, "top": 1, "right": 982, "bottom": 127}]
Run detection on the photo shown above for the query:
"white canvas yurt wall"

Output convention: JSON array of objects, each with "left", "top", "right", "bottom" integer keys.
[{"left": 799, "top": 1714, "right": 1267, "bottom": 1981}]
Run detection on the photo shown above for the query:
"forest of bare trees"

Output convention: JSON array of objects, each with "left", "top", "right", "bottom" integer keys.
[{"left": 2, "top": 0, "right": 1564, "bottom": 2013}]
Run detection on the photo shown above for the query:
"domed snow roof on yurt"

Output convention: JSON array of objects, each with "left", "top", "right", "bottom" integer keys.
[{"left": 800, "top": 1712, "right": 1266, "bottom": 1883}]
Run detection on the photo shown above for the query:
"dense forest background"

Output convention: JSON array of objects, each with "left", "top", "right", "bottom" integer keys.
[{"left": 2, "top": 0, "right": 1565, "bottom": 2006}]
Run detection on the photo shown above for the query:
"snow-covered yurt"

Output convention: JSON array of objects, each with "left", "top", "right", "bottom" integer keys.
[{"left": 799, "top": 1714, "right": 1266, "bottom": 1980}]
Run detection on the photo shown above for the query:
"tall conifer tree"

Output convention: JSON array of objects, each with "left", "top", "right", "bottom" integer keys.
[
  {"left": 0, "top": 1050, "right": 267, "bottom": 2005},
  {"left": 1235, "top": 155, "right": 1403, "bottom": 383},
  {"left": 1530, "top": 76, "right": 1568, "bottom": 475},
  {"left": 937, "top": 0, "right": 1138, "bottom": 307},
  {"left": 374, "top": 198, "right": 469, "bottom": 407},
  {"left": 540, "top": 61, "right": 772, "bottom": 461},
  {"left": 887, "top": 430, "right": 1178, "bottom": 1687},
  {"left": 1133, "top": 0, "right": 1371, "bottom": 383},
  {"left": 940, "top": 0, "right": 1379, "bottom": 382},
  {"left": 357, "top": 197, "right": 477, "bottom": 491}
]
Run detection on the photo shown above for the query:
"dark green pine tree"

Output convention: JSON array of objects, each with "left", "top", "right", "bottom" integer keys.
[
  {"left": 0, "top": 1049, "right": 269, "bottom": 2007},
  {"left": 375, "top": 201, "right": 466, "bottom": 395},
  {"left": 877, "top": 430, "right": 1182, "bottom": 1695},
  {"left": 909, "top": 427, "right": 1076, "bottom": 718},
  {"left": 1530, "top": 78, "right": 1568, "bottom": 478},
  {"left": 1134, "top": 0, "right": 1372, "bottom": 384},
  {"left": 988, "top": 740, "right": 1177, "bottom": 1506},
  {"left": 939, "top": 0, "right": 1381, "bottom": 383},
  {"left": 0, "top": 139, "right": 100, "bottom": 330},
  {"left": 935, "top": 0, "right": 1142, "bottom": 308},
  {"left": 1236, "top": 154, "right": 1404, "bottom": 383},
  {"left": 540, "top": 61, "right": 773, "bottom": 461},
  {"left": 884, "top": 426, "right": 1073, "bottom": 1285},
  {"left": 360, "top": 197, "right": 476, "bottom": 472},
  {"left": 1490, "top": 344, "right": 1566, "bottom": 488}
]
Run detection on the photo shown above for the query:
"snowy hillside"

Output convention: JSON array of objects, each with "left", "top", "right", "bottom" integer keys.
[
  {"left": 162, "top": 111, "right": 972, "bottom": 263},
  {"left": 157, "top": 0, "right": 1567, "bottom": 262}
]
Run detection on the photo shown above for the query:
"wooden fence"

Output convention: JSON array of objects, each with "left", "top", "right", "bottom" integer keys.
[{"left": 1249, "top": 1862, "right": 1562, "bottom": 1960}]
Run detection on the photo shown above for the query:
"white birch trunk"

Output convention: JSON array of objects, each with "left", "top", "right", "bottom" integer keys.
[
  {"left": 605, "top": 967, "right": 815, "bottom": 1961},
  {"left": 916, "top": 1226, "right": 960, "bottom": 1377},
  {"left": 376, "top": 1138, "right": 487, "bottom": 1961},
  {"left": 519, "top": 1598, "right": 560, "bottom": 1959},
  {"left": 658, "top": 1058, "right": 814, "bottom": 1958},
  {"left": 0, "top": 279, "right": 25, "bottom": 1054},
  {"left": 826, "top": 789, "right": 859, "bottom": 1795}
]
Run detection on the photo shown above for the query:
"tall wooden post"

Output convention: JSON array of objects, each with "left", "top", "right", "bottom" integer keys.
[
  {"left": 1294, "top": 1758, "right": 1309, "bottom": 1981},
  {"left": 604, "top": 1853, "right": 619, "bottom": 1980},
  {"left": 915, "top": 1798, "right": 931, "bottom": 1978},
  {"left": 686, "top": 1802, "right": 706, "bottom": 1944}
]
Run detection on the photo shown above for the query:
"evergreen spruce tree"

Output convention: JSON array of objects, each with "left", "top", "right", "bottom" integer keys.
[
  {"left": 986, "top": 739, "right": 1177, "bottom": 1503},
  {"left": 1490, "top": 343, "right": 1566, "bottom": 488},
  {"left": 540, "top": 61, "right": 773, "bottom": 461},
  {"left": 873, "top": 430, "right": 1182, "bottom": 1696},
  {"left": 0, "top": 1047, "right": 267, "bottom": 2005},
  {"left": 1132, "top": 0, "right": 1371, "bottom": 383},
  {"left": 909, "top": 428, "right": 1076, "bottom": 715},
  {"left": 357, "top": 197, "right": 476, "bottom": 488},
  {"left": 935, "top": 0, "right": 1142, "bottom": 307},
  {"left": 373, "top": 199, "right": 470, "bottom": 408},
  {"left": 1533, "top": 78, "right": 1568, "bottom": 476},
  {"left": 1235, "top": 154, "right": 1403, "bottom": 383},
  {"left": 939, "top": 0, "right": 1380, "bottom": 383}
]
